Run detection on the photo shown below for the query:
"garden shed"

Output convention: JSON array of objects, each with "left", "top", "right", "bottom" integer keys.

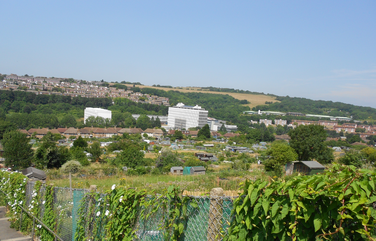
[
  {"left": 170, "top": 166, "right": 184, "bottom": 175},
  {"left": 190, "top": 166, "right": 206, "bottom": 175},
  {"left": 21, "top": 167, "right": 47, "bottom": 181},
  {"left": 285, "top": 161, "right": 325, "bottom": 176}
]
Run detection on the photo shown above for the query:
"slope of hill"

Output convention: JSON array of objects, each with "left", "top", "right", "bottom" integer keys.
[{"left": 126, "top": 84, "right": 280, "bottom": 109}]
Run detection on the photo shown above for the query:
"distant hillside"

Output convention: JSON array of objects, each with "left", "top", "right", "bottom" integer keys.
[
  {"left": 253, "top": 96, "right": 376, "bottom": 121},
  {"left": 131, "top": 84, "right": 280, "bottom": 109}
]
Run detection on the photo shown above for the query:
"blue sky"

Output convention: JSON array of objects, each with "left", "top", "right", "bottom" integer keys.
[{"left": 1, "top": 1, "right": 375, "bottom": 107}]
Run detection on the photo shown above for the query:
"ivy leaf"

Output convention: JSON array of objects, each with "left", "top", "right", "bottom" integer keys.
[{"left": 313, "top": 213, "right": 322, "bottom": 232}]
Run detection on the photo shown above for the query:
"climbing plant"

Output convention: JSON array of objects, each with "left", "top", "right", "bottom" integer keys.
[
  {"left": 40, "top": 185, "right": 57, "bottom": 241},
  {"left": 226, "top": 164, "right": 376, "bottom": 240},
  {"left": 0, "top": 170, "right": 27, "bottom": 228}
]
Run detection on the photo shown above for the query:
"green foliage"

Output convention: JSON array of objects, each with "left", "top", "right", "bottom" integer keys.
[
  {"left": 337, "top": 150, "right": 364, "bottom": 168},
  {"left": 34, "top": 133, "right": 70, "bottom": 169},
  {"left": 174, "top": 130, "right": 184, "bottom": 140},
  {"left": 41, "top": 185, "right": 57, "bottom": 241},
  {"left": 289, "top": 125, "right": 334, "bottom": 163},
  {"left": 155, "top": 148, "right": 182, "bottom": 172},
  {"left": 0, "top": 170, "right": 27, "bottom": 228},
  {"left": 253, "top": 95, "right": 376, "bottom": 120},
  {"left": 73, "top": 136, "right": 88, "bottom": 149},
  {"left": 198, "top": 124, "right": 211, "bottom": 139},
  {"left": 88, "top": 141, "right": 102, "bottom": 162},
  {"left": 60, "top": 114, "right": 77, "bottom": 128},
  {"left": 2, "top": 130, "right": 33, "bottom": 169},
  {"left": 136, "top": 114, "right": 151, "bottom": 130},
  {"left": 227, "top": 164, "right": 376, "bottom": 240},
  {"left": 264, "top": 142, "right": 298, "bottom": 176},
  {"left": 60, "top": 160, "right": 82, "bottom": 174},
  {"left": 113, "top": 141, "right": 144, "bottom": 168}
]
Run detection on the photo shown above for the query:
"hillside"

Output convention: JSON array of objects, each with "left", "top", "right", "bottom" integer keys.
[{"left": 119, "top": 84, "right": 280, "bottom": 109}]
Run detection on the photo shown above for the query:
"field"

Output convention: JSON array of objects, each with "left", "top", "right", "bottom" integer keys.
[
  {"left": 46, "top": 163, "right": 267, "bottom": 195},
  {"left": 125, "top": 84, "right": 280, "bottom": 108}
]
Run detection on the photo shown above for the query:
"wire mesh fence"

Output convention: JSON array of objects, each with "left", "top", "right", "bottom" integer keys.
[{"left": 19, "top": 182, "right": 236, "bottom": 241}]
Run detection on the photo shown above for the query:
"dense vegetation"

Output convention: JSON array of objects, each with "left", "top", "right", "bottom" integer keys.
[{"left": 253, "top": 96, "right": 376, "bottom": 120}]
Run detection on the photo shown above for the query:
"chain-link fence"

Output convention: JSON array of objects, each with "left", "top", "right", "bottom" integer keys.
[{"left": 20, "top": 182, "right": 236, "bottom": 241}]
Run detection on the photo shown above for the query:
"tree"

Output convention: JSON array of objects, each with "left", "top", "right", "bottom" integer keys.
[
  {"left": 220, "top": 124, "right": 227, "bottom": 133},
  {"left": 338, "top": 150, "right": 363, "bottom": 168},
  {"left": 155, "top": 117, "right": 161, "bottom": 128},
  {"left": 2, "top": 130, "right": 33, "bottom": 170},
  {"left": 289, "top": 125, "right": 334, "bottom": 163},
  {"left": 0, "top": 120, "right": 17, "bottom": 140},
  {"left": 60, "top": 114, "right": 77, "bottom": 128},
  {"left": 198, "top": 124, "right": 211, "bottom": 139},
  {"left": 174, "top": 130, "right": 184, "bottom": 140},
  {"left": 34, "top": 132, "right": 70, "bottom": 168},
  {"left": 136, "top": 114, "right": 151, "bottom": 130},
  {"left": 113, "top": 142, "right": 144, "bottom": 168},
  {"left": 264, "top": 141, "right": 298, "bottom": 176},
  {"left": 88, "top": 141, "right": 102, "bottom": 162},
  {"left": 73, "top": 136, "right": 88, "bottom": 149},
  {"left": 155, "top": 148, "right": 181, "bottom": 172}
]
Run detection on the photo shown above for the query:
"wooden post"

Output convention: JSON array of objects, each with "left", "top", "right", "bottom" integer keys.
[{"left": 207, "top": 188, "right": 224, "bottom": 241}]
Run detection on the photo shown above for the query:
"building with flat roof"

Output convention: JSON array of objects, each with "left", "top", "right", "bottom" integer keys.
[
  {"left": 84, "top": 107, "right": 112, "bottom": 123},
  {"left": 168, "top": 103, "right": 208, "bottom": 130}
]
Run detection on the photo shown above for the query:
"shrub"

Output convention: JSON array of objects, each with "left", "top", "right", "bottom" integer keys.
[{"left": 60, "top": 160, "right": 82, "bottom": 174}]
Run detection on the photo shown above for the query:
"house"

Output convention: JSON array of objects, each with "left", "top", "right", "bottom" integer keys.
[
  {"left": 285, "top": 161, "right": 325, "bottom": 175},
  {"left": 27, "top": 128, "right": 48, "bottom": 139},
  {"left": 195, "top": 152, "right": 217, "bottom": 162},
  {"left": 170, "top": 166, "right": 184, "bottom": 175},
  {"left": 64, "top": 127, "right": 78, "bottom": 138},
  {"left": 259, "top": 119, "right": 272, "bottom": 126},
  {"left": 118, "top": 128, "right": 143, "bottom": 135}
]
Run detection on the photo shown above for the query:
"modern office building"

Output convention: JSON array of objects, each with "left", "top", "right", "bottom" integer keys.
[
  {"left": 168, "top": 103, "right": 208, "bottom": 130},
  {"left": 84, "top": 107, "right": 112, "bottom": 123}
]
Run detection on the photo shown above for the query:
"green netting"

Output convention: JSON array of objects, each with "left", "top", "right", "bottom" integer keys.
[
  {"left": 183, "top": 167, "right": 191, "bottom": 175},
  {"left": 72, "top": 190, "right": 86, "bottom": 241}
]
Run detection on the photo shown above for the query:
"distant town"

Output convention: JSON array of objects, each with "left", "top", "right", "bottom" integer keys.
[{"left": 0, "top": 73, "right": 170, "bottom": 106}]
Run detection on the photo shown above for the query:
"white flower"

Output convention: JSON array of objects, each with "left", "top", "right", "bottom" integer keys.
[
  {"left": 42, "top": 201, "right": 45, "bottom": 205},
  {"left": 19, "top": 201, "right": 22, "bottom": 205},
  {"left": 96, "top": 211, "right": 100, "bottom": 216},
  {"left": 105, "top": 210, "right": 109, "bottom": 216},
  {"left": 37, "top": 224, "right": 41, "bottom": 229},
  {"left": 119, "top": 196, "right": 123, "bottom": 202},
  {"left": 111, "top": 184, "right": 116, "bottom": 190}
]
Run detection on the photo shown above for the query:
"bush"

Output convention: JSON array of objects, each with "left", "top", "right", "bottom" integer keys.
[{"left": 60, "top": 160, "right": 82, "bottom": 174}]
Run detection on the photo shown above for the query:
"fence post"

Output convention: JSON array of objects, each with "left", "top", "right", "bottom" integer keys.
[{"left": 207, "top": 187, "right": 224, "bottom": 241}]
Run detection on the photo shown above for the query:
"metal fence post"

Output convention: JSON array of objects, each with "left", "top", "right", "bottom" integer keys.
[
  {"left": 207, "top": 188, "right": 224, "bottom": 241},
  {"left": 85, "top": 185, "right": 97, "bottom": 238},
  {"left": 19, "top": 208, "right": 23, "bottom": 231},
  {"left": 31, "top": 217, "right": 35, "bottom": 240}
]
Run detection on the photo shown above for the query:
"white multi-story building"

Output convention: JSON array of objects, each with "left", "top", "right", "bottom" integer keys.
[
  {"left": 168, "top": 103, "right": 208, "bottom": 130},
  {"left": 275, "top": 119, "right": 287, "bottom": 126},
  {"left": 84, "top": 107, "right": 112, "bottom": 123}
]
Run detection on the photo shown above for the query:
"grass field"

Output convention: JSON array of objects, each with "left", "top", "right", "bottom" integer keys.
[
  {"left": 47, "top": 163, "right": 267, "bottom": 195},
  {"left": 123, "top": 84, "right": 280, "bottom": 108}
]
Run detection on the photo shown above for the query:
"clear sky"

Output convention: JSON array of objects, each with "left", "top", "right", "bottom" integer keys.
[{"left": 1, "top": 1, "right": 375, "bottom": 107}]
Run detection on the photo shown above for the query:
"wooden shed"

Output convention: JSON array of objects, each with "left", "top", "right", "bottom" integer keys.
[
  {"left": 170, "top": 166, "right": 184, "bottom": 175},
  {"left": 190, "top": 166, "right": 206, "bottom": 175},
  {"left": 286, "top": 161, "right": 325, "bottom": 176}
]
